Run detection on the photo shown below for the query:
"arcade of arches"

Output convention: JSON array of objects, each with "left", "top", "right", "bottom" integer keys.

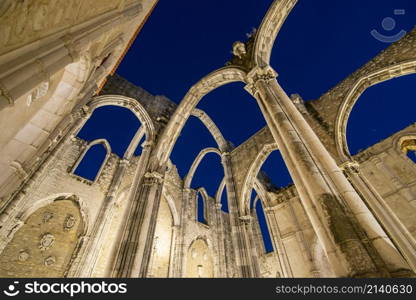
[{"left": 0, "top": 0, "right": 416, "bottom": 278}]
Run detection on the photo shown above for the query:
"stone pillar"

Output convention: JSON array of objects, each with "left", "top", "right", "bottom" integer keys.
[
  {"left": 214, "top": 203, "right": 227, "bottom": 277},
  {"left": 110, "top": 140, "right": 161, "bottom": 277},
  {"left": 111, "top": 167, "right": 165, "bottom": 277},
  {"left": 221, "top": 152, "right": 258, "bottom": 277},
  {"left": 263, "top": 206, "right": 293, "bottom": 277},
  {"left": 245, "top": 65, "right": 412, "bottom": 277},
  {"left": 342, "top": 160, "right": 416, "bottom": 273},
  {"left": 168, "top": 225, "right": 180, "bottom": 277}
]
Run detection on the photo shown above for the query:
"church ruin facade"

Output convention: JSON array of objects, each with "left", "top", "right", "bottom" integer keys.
[{"left": 0, "top": 0, "right": 415, "bottom": 278}]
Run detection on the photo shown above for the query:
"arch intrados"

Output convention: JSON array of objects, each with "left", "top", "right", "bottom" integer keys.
[
  {"left": 252, "top": 0, "right": 299, "bottom": 67},
  {"left": 335, "top": 61, "right": 416, "bottom": 161},
  {"left": 162, "top": 188, "right": 180, "bottom": 226},
  {"left": 155, "top": 67, "right": 247, "bottom": 166},
  {"left": 184, "top": 147, "right": 222, "bottom": 189},
  {"left": 17, "top": 193, "right": 89, "bottom": 235},
  {"left": 240, "top": 143, "right": 278, "bottom": 214},
  {"left": 87, "top": 95, "right": 155, "bottom": 142},
  {"left": 191, "top": 108, "right": 228, "bottom": 152}
]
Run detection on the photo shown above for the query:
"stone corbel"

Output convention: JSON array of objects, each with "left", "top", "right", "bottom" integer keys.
[
  {"left": 339, "top": 160, "right": 361, "bottom": 174},
  {"left": 143, "top": 171, "right": 164, "bottom": 185},
  {"left": 239, "top": 215, "right": 253, "bottom": 225}
]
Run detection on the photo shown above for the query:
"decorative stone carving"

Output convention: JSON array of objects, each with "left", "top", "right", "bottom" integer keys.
[
  {"left": 42, "top": 212, "right": 54, "bottom": 223},
  {"left": 44, "top": 256, "right": 56, "bottom": 266},
  {"left": 63, "top": 214, "right": 76, "bottom": 231},
  {"left": 39, "top": 233, "right": 55, "bottom": 251},
  {"left": 27, "top": 81, "right": 49, "bottom": 106},
  {"left": 18, "top": 250, "right": 29, "bottom": 262},
  {"left": 232, "top": 41, "right": 247, "bottom": 59}
]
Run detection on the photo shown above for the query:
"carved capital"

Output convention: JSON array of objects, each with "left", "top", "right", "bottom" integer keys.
[
  {"left": 143, "top": 171, "right": 164, "bottom": 185},
  {"left": 239, "top": 215, "right": 253, "bottom": 225},
  {"left": 339, "top": 160, "right": 360, "bottom": 174},
  {"left": 245, "top": 66, "right": 277, "bottom": 96}
]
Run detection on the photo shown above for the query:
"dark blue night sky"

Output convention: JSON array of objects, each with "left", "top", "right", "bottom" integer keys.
[{"left": 77, "top": 1, "right": 416, "bottom": 253}]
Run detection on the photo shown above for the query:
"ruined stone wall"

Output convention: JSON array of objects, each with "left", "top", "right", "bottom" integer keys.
[{"left": 353, "top": 124, "right": 416, "bottom": 239}]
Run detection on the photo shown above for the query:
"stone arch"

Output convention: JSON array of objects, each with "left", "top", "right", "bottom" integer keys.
[
  {"left": 184, "top": 147, "right": 222, "bottom": 189},
  {"left": 154, "top": 67, "right": 247, "bottom": 167},
  {"left": 215, "top": 177, "right": 226, "bottom": 204},
  {"left": 196, "top": 187, "right": 210, "bottom": 224},
  {"left": 0, "top": 194, "right": 88, "bottom": 278},
  {"left": 87, "top": 95, "right": 156, "bottom": 143},
  {"left": 162, "top": 188, "right": 180, "bottom": 226},
  {"left": 191, "top": 108, "right": 228, "bottom": 151},
  {"left": 396, "top": 134, "right": 416, "bottom": 155},
  {"left": 184, "top": 236, "right": 215, "bottom": 278},
  {"left": 334, "top": 61, "right": 416, "bottom": 161},
  {"left": 71, "top": 138, "right": 112, "bottom": 182},
  {"left": 240, "top": 143, "right": 278, "bottom": 214},
  {"left": 252, "top": 0, "right": 298, "bottom": 67}
]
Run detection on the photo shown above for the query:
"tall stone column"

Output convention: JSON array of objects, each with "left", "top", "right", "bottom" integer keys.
[
  {"left": 342, "top": 160, "right": 416, "bottom": 272},
  {"left": 221, "top": 152, "right": 258, "bottom": 277},
  {"left": 168, "top": 225, "right": 180, "bottom": 277},
  {"left": 213, "top": 203, "right": 227, "bottom": 277},
  {"left": 110, "top": 141, "right": 163, "bottom": 278},
  {"left": 245, "top": 65, "right": 412, "bottom": 277},
  {"left": 263, "top": 206, "right": 293, "bottom": 277}
]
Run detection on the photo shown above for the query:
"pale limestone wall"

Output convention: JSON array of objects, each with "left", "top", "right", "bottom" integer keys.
[
  {"left": 148, "top": 195, "right": 174, "bottom": 277},
  {"left": 0, "top": 0, "right": 157, "bottom": 201},
  {"left": 91, "top": 156, "right": 140, "bottom": 277},
  {"left": 0, "top": 199, "right": 83, "bottom": 278},
  {"left": 354, "top": 124, "right": 416, "bottom": 238}
]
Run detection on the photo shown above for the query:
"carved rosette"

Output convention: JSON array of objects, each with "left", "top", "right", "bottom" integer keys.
[
  {"left": 18, "top": 250, "right": 29, "bottom": 262},
  {"left": 63, "top": 214, "right": 76, "bottom": 231},
  {"left": 39, "top": 233, "right": 55, "bottom": 251},
  {"left": 42, "top": 211, "right": 54, "bottom": 223},
  {"left": 44, "top": 256, "right": 56, "bottom": 266}
]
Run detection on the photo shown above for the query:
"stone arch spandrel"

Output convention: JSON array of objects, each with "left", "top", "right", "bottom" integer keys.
[
  {"left": 184, "top": 237, "right": 214, "bottom": 278},
  {"left": 0, "top": 198, "right": 84, "bottom": 278}
]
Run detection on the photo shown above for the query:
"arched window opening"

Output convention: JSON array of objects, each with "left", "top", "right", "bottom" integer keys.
[
  {"left": 220, "top": 185, "right": 229, "bottom": 213},
  {"left": 197, "top": 82, "right": 266, "bottom": 146},
  {"left": 77, "top": 105, "right": 141, "bottom": 157},
  {"left": 191, "top": 152, "right": 223, "bottom": 197},
  {"left": 347, "top": 74, "right": 416, "bottom": 155},
  {"left": 401, "top": 139, "right": 416, "bottom": 164},
  {"left": 73, "top": 144, "right": 107, "bottom": 181},
  {"left": 171, "top": 117, "right": 218, "bottom": 179},
  {"left": 260, "top": 150, "right": 293, "bottom": 189},
  {"left": 197, "top": 192, "right": 207, "bottom": 225},
  {"left": 252, "top": 190, "right": 274, "bottom": 253},
  {"left": 133, "top": 134, "right": 147, "bottom": 156}
]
